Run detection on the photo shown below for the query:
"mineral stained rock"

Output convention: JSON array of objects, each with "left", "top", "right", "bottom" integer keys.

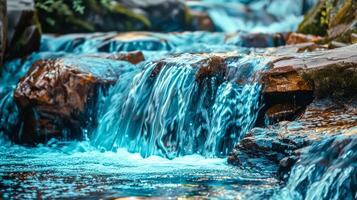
[{"left": 13, "top": 53, "right": 144, "bottom": 144}]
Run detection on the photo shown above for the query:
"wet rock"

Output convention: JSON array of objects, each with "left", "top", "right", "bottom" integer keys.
[
  {"left": 264, "top": 43, "right": 357, "bottom": 98},
  {"left": 13, "top": 53, "right": 142, "bottom": 144},
  {"left": 87, "top": 51, "right": 145, "bottom": 65},
  {"left": 276, "top": 135, "right": 357, "bottom": 200},
  {"left": 229, "top": 97, "right": 357, "bottom": 177},
  {"left": 265, "top": 103, "right": 304, "bottom": 123},
  {"left": 36, "top": 0, "right": 191, "bottom": 34},
  {"left": 6, "top": 0, "right": 41, "bottom": 60}
]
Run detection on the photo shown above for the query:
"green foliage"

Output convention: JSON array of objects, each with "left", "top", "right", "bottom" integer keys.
[{"left": 36, "top": 0, "right": 85, "bottom": 14}]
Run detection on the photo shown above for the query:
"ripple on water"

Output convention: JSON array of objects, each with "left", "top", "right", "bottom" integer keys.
[{"left": 0, "top": 142, "right": 279, "bottom": 199}]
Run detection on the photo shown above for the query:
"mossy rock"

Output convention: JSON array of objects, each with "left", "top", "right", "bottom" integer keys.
[{"left": 298, "top": 0, "right": 357, "bottom": 43}]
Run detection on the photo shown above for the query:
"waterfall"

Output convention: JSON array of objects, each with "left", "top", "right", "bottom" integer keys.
[{"left": 91, "top": 54, "right": 267, "bottom": 158}]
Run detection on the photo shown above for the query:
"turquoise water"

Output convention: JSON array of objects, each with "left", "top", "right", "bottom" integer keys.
[
  {"left": 0, "top": 33, "right": 273, "bottom": 198},
  {"left": 4, "top": 1, "right": 351, "bottom": 198},
  {"left": 0, "top": 140, "right": 279, "bottom": 199}
]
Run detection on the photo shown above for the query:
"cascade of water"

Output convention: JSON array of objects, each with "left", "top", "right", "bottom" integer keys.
[
  {"left": 274, "top": 135, "right": 357, "bottom": 200},
  {"left": 92, "top": 54, "right": 267, "bottom": 158}
]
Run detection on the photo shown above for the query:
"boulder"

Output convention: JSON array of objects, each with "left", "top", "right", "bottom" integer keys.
[
  {"left": 6, "top": 0, "right": 41, "bottom": 60},
  {"left": 13, "top": 52, "right": 144, "bottom": 144}
]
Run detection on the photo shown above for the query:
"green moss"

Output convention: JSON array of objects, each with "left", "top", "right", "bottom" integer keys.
[
  {"left": 298, "top": 0, "right": 357, "bottom": 44},
  {"left": 297, "top": 0, "right": 328, "bottom": 36}
]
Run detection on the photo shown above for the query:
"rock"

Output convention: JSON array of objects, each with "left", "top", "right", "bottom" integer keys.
[
  {"left": 0, "top": 0, "right": 6, "bottom": 64},
  {"left": 6, "top": 0, "right": 41, "bottom": 60},
  {"left": 226, "top": 32, "right": 286, "bottom": 48},
  {"left": 285, "top": 32, "right": 322, "bottom": 45},
  {"left": 265, "top": 103, "right": 304, "bottom": 123},
  {"left": 297, "top": 0, "right": 357, "bottom": 44},
  {"left": 263, "top": 43, "right": 357, "bottom": 97},
  {"left": 13, "top": 53, "right": 143, "bottom": 144},
  {"left": 189, "top": 10, "right": 215, "bottom": 32},
  {"left": 262, "top": 66, "right": 313, "bottom": 93},
  {"left": 277, "top": 134, "right": 357, "bottom": 199},
  {"left": 228, "top": 97, "right": 357, "bottom": 175},
  {"left": 87, "top": 51, "right": 145, "bottom": 65},
  {"left": 35, "top": 0, "right": 191, "bottom": 33}
]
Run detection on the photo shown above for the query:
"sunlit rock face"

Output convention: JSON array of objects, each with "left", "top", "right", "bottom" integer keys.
[
  {"left": 92, "top": 53, "right": 269, "bottom": 159},
  {"left": 13, "top": 53, "right": 144, "bottom": 144}
]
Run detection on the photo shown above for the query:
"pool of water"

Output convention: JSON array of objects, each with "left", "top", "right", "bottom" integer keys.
[{"left": 0, "top": 140, "right": 279, "bottom": 199}]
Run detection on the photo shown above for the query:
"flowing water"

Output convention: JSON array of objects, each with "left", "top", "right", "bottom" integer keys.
[
  {"left": 2, "top": 1, "right": 354, "bottom": 199},
  {"left": 0, "top": 32, "right": 277, "bottom": 199}
]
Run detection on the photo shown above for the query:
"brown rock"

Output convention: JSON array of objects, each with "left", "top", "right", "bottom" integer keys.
[
  {"left": 87, "top": 51, "right": 145, "bottom": 65},
  {"left": 262, "top": 67, "right": 313, "bottom": 93},
  {"left": 13, "top": 53, "right": 143, "bottom": 144},
  {"left": 285, "top": 32, "right": 322, "bottom": 45},
  {"left": 263, "top": 43, "right": 357, "bottom": 97},
  {"left": 266, "top": 103, "right": 303, "bottom": 122}
]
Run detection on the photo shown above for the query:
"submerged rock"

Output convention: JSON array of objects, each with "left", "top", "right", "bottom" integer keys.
[{"left": 13, "top": 53, "right": 143, "bottom": 144}]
